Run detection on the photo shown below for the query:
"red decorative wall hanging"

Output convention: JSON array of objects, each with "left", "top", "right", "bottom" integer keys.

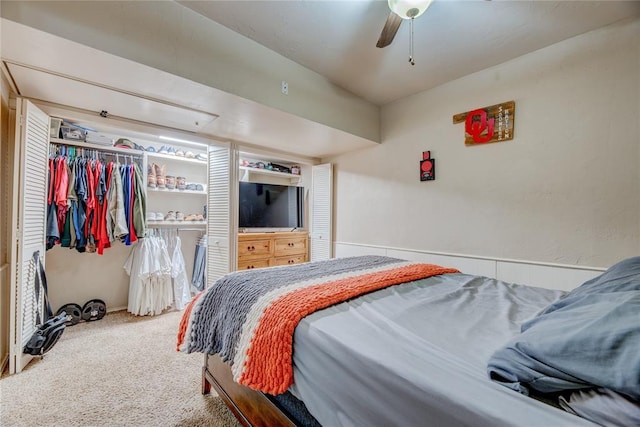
[
  {"left": 452, "top": 101, "right": 515, "bottom": 146},
  {"left": 420, "top": 151, "right": 435, "bottom": 181}
]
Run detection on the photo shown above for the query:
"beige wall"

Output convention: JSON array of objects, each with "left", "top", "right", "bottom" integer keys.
[
  {"left": 45, "top": 245, "right": 132, "bottom": 314},
  {"left": 1, "top": 68, "right": 14, "bottom": 370},
  {"left": 0, "top": 0, "right": 379, "bottom": 144},
  {"left": 329, "top": 18, "right": 640, "bottom": 269}
]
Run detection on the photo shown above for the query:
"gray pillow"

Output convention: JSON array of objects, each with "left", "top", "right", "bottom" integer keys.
[{"left": 488, "top": 257, "right": 640, "bottom": 399}]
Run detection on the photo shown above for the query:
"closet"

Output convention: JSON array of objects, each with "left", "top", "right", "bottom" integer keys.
[{"left": 8, "top": 99, "right": 235, "bottom": 374}]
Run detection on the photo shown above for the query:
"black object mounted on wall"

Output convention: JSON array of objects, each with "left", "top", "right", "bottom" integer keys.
[{"left": 420, "top": 151, "right": 435, "bottom": 181}]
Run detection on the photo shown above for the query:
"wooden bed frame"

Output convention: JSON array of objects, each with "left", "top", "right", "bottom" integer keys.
[{"left": 202, "top": 354, "right": 299, "bottom": 427}]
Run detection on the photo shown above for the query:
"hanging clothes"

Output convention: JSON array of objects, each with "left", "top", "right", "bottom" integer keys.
[
  {"left": 120, "top": 164, "right": 132, "bottom": 245},
  {"left": 85, "top": 159, "right": 97, "bottom": 252},
  {"left": 55, "top": 156, "right": 69, "bottom": 234},
  {"left": 45, "top": 157, "right": 60, "bottom": 249},
  {"left": 191, "top": 234, "right": 207, "bottom": 292},
  {"left": 60, "top": 159, "right": 73, "bottom": 248},
  {"left": 164, "top": 231, "right": 191, "bottom": 310},
  {"left": 132, "top": 163, "right": 147, "bottom": 239},
  {"left": 45, "top": 143, "right": 145, "bottom": 254},
  {"left": 109, "top": 163, "right": 128, "bottom": 242},
  {"left": 97, "top": 162, "right": 113, "bottom": 255},
  {"left": 66, "top": 158, "right": 78, "bottom": 248},
  {"left": 124, "top": 235, "right": 174, "bottom": 316},
  {"left": 74, "top": 157, "right": 88, "bottom": 252}
]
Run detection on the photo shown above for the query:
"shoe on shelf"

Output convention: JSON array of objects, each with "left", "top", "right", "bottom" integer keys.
[
  {"left": 175, "top": 149, "right": 185, "bottom": 157},
  {"left": 176, "top": 176, "right": 186, "bottom": 190},
  {"left": 155, "top": 212, "right": 164, "bottom": 222},
  {"left": 164, "top": 211, "right": 176, "bottom": 221},
  {"left": 155, "top": 164, "right": 166, "bottom": 188},
  {"left": 166, "top": 175, "right": 176, "bottom": 190},
  {"left": 195, "top": 153, "right": 207, "bottom": 161},
  {"left": 158, "top": 145, "right": 170, "bottom": 154},
  {"left": 146, "top": 146, "right": 156, "bottom": 152},
  {"left": 185, "top": 151, "right": 195, "bottom": 159},
  {"left": 195, "top": 183, "right": 204, "bottom": 191},
  {"left": 176, "top": 211, "right": 184, "bottom": 221},
  {"left": 147, "top": 163, "right": 157, "bottom": 188},
  {"left": 185, "top": 183, "right": 197, "bottom": 191},
  {"left": 147, "top": 212, "right": 157, "bottom": 221},
  {"left": 184, "top": 213, "right": 197, "bottom": 221},
  {"left": 167, "top": 146, "right": 177, "bottom": 155},
  {"left": 193, "top": 214, "right": 205, "bottom": 222}
]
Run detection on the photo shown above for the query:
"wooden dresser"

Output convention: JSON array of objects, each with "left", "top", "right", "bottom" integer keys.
[{"left": 237, "top": 231, "right": 309, "bottom": 270}]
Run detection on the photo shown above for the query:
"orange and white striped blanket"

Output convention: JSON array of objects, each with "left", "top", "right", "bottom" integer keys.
[{"left": 177, "top": 255, "right": 458, "bottom": 394}]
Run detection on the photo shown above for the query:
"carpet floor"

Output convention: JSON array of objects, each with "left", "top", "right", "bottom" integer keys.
[{"left": 0, "top": 310, "right": 241, "bottom": 427}]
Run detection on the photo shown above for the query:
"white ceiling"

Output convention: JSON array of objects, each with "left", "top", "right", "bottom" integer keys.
[{"left": 180, "top": 0, "right": 640, "bottom": 106}]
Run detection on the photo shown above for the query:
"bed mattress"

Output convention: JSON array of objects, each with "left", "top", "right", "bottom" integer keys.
[{"left": 288, "top": 272, "right": 596, "bottom": 426}]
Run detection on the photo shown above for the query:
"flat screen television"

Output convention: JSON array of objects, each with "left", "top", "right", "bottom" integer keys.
[{"left": 238, "top": 182, "right": 304, "bottom": 229}]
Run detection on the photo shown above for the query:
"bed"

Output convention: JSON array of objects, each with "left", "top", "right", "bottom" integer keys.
[{"left": 177, "top": 255, "right": 640, "bottom": 426}]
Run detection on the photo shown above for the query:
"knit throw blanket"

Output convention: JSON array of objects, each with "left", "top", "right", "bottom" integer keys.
[{"left": 177, "top": 255, "right": 458, "bottom": 394}]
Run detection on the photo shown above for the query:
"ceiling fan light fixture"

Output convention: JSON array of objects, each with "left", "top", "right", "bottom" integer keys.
[{"left": 388, "top": 0, "right": 433, "bottom": 19}]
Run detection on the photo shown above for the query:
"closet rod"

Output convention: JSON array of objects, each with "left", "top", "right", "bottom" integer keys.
[{"left": 50, "top": 137, "right": 144, "bottom": 158}]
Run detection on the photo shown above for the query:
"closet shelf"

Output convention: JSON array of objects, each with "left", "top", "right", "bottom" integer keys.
[
  {"left": 147, "top": 151, "right": 207, "bottom": 165},
  {"left": 147, "top": 187, "right": 207, "bottom": 195},
  {"left": 240, "top": 166, "right": 301, "bottom": 183},
  {"left": 50, "top": 137, "right": 144, "bottom": 156},
  {"left": 147, "top": 221, "right": 206, "bottom": 228}
]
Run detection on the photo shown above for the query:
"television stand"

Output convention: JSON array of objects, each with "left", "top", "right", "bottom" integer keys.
[{"left": 238, "top": 231, "right": 308, "bottom": 270}]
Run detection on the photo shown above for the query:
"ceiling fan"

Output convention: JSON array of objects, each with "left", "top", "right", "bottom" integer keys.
[
  {"left": 376, "top": 0, "right": 434, "bottom": 65},
  {"left": 376, "top": 0, "right": 434, "bottom": 49}
]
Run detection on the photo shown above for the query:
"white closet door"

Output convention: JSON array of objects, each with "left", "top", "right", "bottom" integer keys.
[
  {"left": 9, "top": 99, "right": 49, "bottom": 374},
  {"left": 206, "top": 143, "right": 238, "bottom": 283},
  {"left": 310, "top": 163, "right": 333, "bottom": 261}
]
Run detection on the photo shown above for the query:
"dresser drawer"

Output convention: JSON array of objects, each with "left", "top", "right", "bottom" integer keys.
[
  {"left": 238, "top": 239, "right": 272, "bottom": 259},
  {"left": 273, "top": 254, "right": 307, "bottom": 267},
  {"left": 237, "top": 232, "right": 308, "bottom": 272},
  {"left": 238, "top": 258, "right": 271, "bottom": 270},
  {"left": 274, "top": 237, "right": 307, "bottom": 256}
]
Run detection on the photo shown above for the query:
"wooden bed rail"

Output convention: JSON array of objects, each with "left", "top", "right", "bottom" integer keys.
[{"left": 203, "top": 354, "right": 298, "bottom": 427}]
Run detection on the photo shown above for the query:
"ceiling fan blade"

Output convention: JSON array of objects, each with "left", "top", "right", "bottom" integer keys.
[{"left": 376, "top": 12, "right": 403, "bottom": 48}]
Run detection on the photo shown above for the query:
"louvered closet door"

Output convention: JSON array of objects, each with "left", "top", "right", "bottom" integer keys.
[
  {"left": 207, "top": 143, "right": 238, "bottom": 283},
  {"left": 9, "top": 99, "right": 49, "bottom": 374},
  {"left": 310, "top": 163, "right": 333, "bottom": 261}
]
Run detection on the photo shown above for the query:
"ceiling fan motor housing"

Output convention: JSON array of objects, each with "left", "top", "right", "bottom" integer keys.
[{"left": 388, "top": 0, "right": 434, "bottom": 19}]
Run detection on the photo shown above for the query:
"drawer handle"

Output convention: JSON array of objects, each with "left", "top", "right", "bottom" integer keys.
[
  {"left": 288, "top": 259, "right": 294, "bottom": 264},
  {"left": 288, "top": 243, "right": 294, "bottom": 247},
  {"left": 247, "top": 245, "right": 255, "bottom": 251}
]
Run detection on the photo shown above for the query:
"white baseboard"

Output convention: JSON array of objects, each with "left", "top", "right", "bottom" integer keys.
[
  {"left": 107, "top": 305, "right": 127, "bottom": 313},
  {"left": 334, "top": 242, "right": 604, "bottom": 292}
]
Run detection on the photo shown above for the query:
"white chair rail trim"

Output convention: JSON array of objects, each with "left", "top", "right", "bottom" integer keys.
[{"left": 334, "top": 242, "right": 605, "bottom": 292}]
